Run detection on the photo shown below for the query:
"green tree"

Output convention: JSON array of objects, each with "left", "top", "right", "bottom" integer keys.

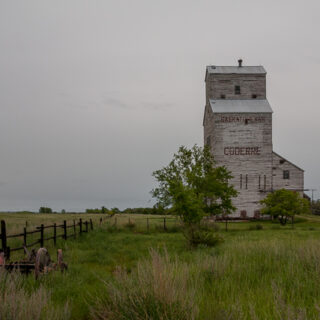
[
  {"left": 110, "top": 207, "right": 120, "bottom": 214},
  {"left": 260, "top": 189, "right": 310, "bottom": 225},
  {"left": 39, "top": 207, "right": 52, "bottom": 214},
  {"left": 152, "top": 145, "right": 237, "bottom": 242}
]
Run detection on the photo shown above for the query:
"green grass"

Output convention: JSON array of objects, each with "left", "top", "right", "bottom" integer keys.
[{"left": 2, "top": 213, "right": 320, "bottom": 319}]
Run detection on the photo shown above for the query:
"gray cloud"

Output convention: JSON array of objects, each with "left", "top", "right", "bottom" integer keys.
[{"left": 0, "top": 0, "right": 319, "bottom": 211}]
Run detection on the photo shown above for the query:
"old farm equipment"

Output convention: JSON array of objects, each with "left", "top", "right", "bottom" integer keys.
[{"left": 0, "top": 246, "right": 67, "bottom": 278}]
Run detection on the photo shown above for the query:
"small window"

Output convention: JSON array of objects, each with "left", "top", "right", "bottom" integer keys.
[
  {"left": 245, "top": 119, "right": 249, "bottom": 125},
  {"left": 283, "top": 170, "right": 290, "bottom": 179},
  {"left": 264, "top": 175, "right": 266, "bottom": 190},
  {"left": 245, "top": 174, "right": 248, "bottom": 189},
  {"left": 252, "top": 94, "right": 257, "bottom": 99},
  {"left": 240, "top": 174, "right": 242, "bottom": 189},
  {"left": 258, "top": 175, "right": 261, "bottom": 189},
  {"left": 206, "top": 135, "right": 211, "bottom": 147},
  {"left": 220, "top": 94, "right": 226, "bottom": 99},
  {"left": 280, "top": 159, "right": 285, "bottom": 164},
  {"left": 235, "top": 85, "right": 241, "bottom": 95}
]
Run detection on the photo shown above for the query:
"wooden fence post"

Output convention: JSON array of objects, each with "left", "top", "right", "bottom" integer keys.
[
  {"left": 163, "top": 217, "right": 167, "bottom": 231},
  {"left": 147, "top": 218, "right": 149, "bottom": 232},
  {"left": 54, "top": 223, "right": 57, "bottom": 246},
  {"left": 85, "top": 221, "right": 88, "bottom": 233},
  {"left": 90, "top": 219, "right": 93, "bottom": 230},
  {"left": 23, "top": 227, "right": 27, "bottom": 246},
  {"left": 63, "top": 220, "right": 67, "bottom": 240},
  {"left": 79, "top": 219, "right": 82, "bottom": 235},
  {"left": 40, "top": 224, "right": 44, "bottom": 247},
  {"left": 73, "top": 220, "right": 76, "bottom": 238},
  {"left": 1, "top": 220, "right": 7, "bottom": 257},
  {"left": 100, "top": 217, "right": 102, "bottom": 226}
]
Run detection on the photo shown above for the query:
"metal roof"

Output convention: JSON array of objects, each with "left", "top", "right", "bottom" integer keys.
[
  {"left": 207, "top": 66, "right": 266, "bottom": 74},
  {"left": 272, "top": 152, "right": 304, "bottom": 172},
  {"left": 209, "top": 99, "right": 273, "bottom": 113}
]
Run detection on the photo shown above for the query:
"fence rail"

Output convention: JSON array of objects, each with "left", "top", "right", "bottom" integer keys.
[{"left": 0, "top": 216, "right": 110, "bottom": 260}]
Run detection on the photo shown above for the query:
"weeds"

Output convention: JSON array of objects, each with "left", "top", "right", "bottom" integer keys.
[
  {"left": 92, "top": 249, "right": 201, "bottom": 320},
  {"left": 0, "top": 270, "right": 70, "bottom": 320}
]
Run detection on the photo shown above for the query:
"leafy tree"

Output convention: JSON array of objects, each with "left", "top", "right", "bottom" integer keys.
[
  {"left": 39, "top": 207, "right": 52, "bottom": 214},
  {"left": 110, "top": 207, "right": 120, "bottom": 214},
  {"left": 152, "top": 145, "right": 237, "bottom": 242},
  {"left": 260, "top": 189, "right": 310, "bottom": 225}
]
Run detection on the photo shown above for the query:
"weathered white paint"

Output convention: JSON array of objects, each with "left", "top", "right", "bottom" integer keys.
[{"left": 203, "top": 64, "right": 304, "bottom": 217}]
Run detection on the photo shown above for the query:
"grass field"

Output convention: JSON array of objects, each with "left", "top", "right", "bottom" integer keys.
[{"left": 2, "top": 212, "right": 320, "bottom": 319}]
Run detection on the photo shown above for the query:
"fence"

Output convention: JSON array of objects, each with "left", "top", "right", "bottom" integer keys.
[
  {"left": 0, "top": 216, "right": 110, "bottom": 260},
  {"left": 110, "top": 215, "right": 179, "bottom": 231}
]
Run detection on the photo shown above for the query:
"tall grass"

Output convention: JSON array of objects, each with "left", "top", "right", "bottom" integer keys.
[
  {"left": 0, "top": 270, "right": 70, "bottom": 320},
  {"left": 92, "top": 249, "right": 201, "bottom": 320},
  {"left": 92, "top": 237, "right": 320, "bottom": 320}
]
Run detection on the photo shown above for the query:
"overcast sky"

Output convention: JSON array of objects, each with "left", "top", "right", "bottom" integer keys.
[{"left": 0, "top": 0, "right": 319, "bottom": 211}]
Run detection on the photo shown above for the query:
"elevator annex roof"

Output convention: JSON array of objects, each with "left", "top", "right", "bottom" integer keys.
[
  {"left": 206, "top": 65, "right": 266, "bottom": 74},
  {"left": 209, "top": 99, "right": 273, "bottom": 113}
]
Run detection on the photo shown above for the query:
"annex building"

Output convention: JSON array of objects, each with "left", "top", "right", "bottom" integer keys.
[{"left": 203, "top": 60, "right": 304, "bottom": 218}]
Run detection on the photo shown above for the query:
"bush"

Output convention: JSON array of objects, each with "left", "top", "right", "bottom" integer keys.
[
  {"left": 124, "top": 221, "right": 136, "bottom": 230},
  {"left": 106, "top": 224, "right": 119, "bottom": 233},
  {"left": 200, "top": 220, "right": 220, "bottom": 232},
  {"left": 249, "top": 224, "right": 263, "bottom": 230},
  {"left": 91, "top": 249, "right": 199, "bottom": 320},
  {"left": 184, "top": 227, "right": 223, "bottom": 247},
  {"left": 166, "top": 225, "right": 182, "bottom": 233}
]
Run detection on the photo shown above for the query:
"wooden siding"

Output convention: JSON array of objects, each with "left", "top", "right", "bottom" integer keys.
[
  {"left": 272, "top": 152, "right": 304, "bottom": 196},
  {"left": 203, "top": 67, "right": 304, "bottom": 217},
  {"left": 205, "top": 74, "right": 266, "bottom": 104}
]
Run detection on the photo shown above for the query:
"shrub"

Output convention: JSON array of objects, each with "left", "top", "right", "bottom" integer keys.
[
  {"left": 249, "top": 224, "right": 263, "bottom": 230},
  {"left": 200, "top": 220, "right": 220, "bottom": 232},
  {"left": 184, "top": 227, "right": 223, "bottom": 247},
  {"left": 124, "top": 221, "right": 136, "bottom": 230},
  {"left": 106, "top": 224, "right": 119, "bottom": 233},
  {"left": 91, "top": 249, "right": 199, "bottom": 320},
  {"left": 166, "top": 225, "right": 182, "bottom": 233}
]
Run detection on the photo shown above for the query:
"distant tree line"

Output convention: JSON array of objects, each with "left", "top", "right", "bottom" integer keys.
[
  {"left": 35, "top": 206, "right": 171, "bottom": 215},
  {"left": 122, "top": 206, "right": 170, "bottom": 215},
  {"left": 85, "top": 207, "right": 120, "bottom": 214}
]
